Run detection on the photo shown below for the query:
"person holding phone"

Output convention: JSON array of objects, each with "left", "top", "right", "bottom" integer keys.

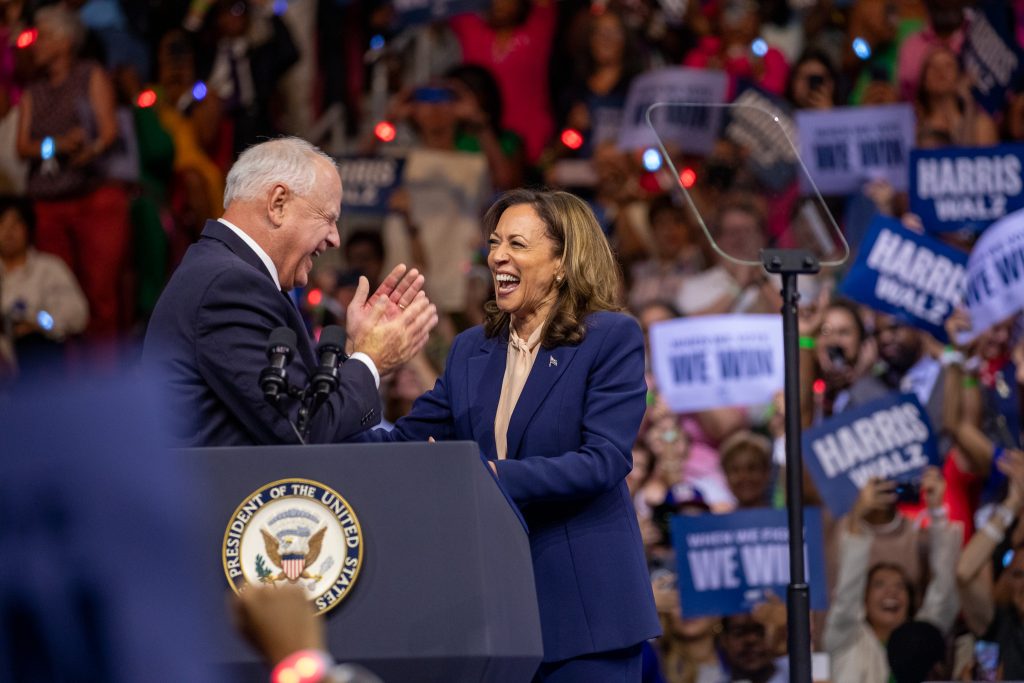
[
  {"left": 809, "top": 299, "right": 875, "bottom": 419},
  {"left": 785, "top": 49, "right": 838, "bottom": 111},
  {"left": 956, "top": 450, "right": 1024, "bottom": 680},
  {"left": 826, "top": 468, "right": 960, "bottom": 683}
]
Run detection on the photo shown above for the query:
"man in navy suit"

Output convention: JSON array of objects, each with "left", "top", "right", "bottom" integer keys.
[{"left": 143, "top": 137, "right": 437, "bottom": 447}]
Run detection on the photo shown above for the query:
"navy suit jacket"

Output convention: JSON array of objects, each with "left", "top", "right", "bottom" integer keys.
[
  {"left": 362, "top": 311, "right": 660, "bottom": 661},
  {"left": 143, "top": 221, "right": 380, "bottom": 447}
]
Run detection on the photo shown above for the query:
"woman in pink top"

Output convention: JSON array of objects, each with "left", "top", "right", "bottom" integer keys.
[
  {"left": 682, "top": 0, "right": 788, "bottom": 98},
  {"left": 450, "top": 0, "right": 556, "bottom": 163}
]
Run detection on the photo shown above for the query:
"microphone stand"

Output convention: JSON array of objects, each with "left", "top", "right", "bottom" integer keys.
[{"left": 761, "top": 248, "right": 819, "bottom": 683}]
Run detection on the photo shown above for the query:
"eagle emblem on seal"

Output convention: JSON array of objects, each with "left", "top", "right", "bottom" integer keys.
[{"left": 260, "top": 524, "right": 327, "bottom": 583}]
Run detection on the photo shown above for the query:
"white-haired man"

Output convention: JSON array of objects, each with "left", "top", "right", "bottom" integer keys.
[{"left": 144, "top": 137, "right": 437, "bottom": 446}]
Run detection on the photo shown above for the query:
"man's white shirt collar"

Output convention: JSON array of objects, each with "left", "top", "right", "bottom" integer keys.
[{"left": 218, "top": 218, "right": 282, "bottom": 291}]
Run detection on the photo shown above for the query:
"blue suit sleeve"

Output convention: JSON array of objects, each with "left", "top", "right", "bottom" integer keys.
[
  {"left": 349, "top": 335, "right": 461, "bottom": 444},
  {"left": 493, "top": 315, "right": 647, "bottom": 503},
  {"left": 195, "top": 266, "right": 379, "bottom": 444}
]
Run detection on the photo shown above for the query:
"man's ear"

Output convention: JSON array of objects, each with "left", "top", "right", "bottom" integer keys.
[{"left": 267, "top": 184, "right": 288, "bottom": 227}]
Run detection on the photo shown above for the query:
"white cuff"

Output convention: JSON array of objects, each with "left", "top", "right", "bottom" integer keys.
[{"left": 348, "top": 352, "right": 380, "bottom": 389}]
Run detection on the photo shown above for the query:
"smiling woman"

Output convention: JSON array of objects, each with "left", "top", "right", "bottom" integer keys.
[
  {"left": 483, "top": 188, "right": 623, "bottom": 347},
  {"left": 358, "top": 188, "right": 661, "bottom": 680}
]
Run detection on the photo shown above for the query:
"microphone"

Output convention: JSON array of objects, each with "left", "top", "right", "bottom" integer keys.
[
  {"left": 308, "top": 325, "right": 346, "bottom": 412},
  {"left": 259, "top": 327, "right": 297, "bottom": 403}
]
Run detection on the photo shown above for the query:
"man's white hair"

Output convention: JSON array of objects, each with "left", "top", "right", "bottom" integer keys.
[{"left": 223, "top": 137, "right": 337, "bottom": 209}]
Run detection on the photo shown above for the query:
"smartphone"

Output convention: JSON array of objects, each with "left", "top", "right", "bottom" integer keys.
[
  {"left": 894, "top": 479, "right": 921, "bottom": 504},
  {"left": 975, "top": 640, "right": 1000, "bottom": 681},
  {"left": 826, "top": 345, "right": 848, "bottom": 370},
  {"left": 412, "top": 86, "right": 455, "bottom": 104}
]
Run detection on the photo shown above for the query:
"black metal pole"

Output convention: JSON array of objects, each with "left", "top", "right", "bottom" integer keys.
[{"left": 761, "top": 249, "right": 818, "bottom": 683}]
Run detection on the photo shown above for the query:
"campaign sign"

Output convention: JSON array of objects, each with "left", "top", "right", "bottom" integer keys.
[
  {"left": 963, "top": 207, "right": 1024, "bottom": 341},
  {"left": 838, "top": 215, "right": 967, "bottom": 341},
  {"left": 649, "top": 315, "right": 783, "bottom": 414},
  {"left": 963, "top": 0, "right": 1023, "bottom": 115},
  {"left": 588, "top": 93, "right": 627, "bottom": 149},
  {"left": 338, "top": 156, "right": 404, "bottom": 215},
  {"left": 796, "top": 104, "right": 915, "bottom": 195},
  {"left": 671, "top": 508, "right": 828, "bottom": 618},
  {"left": 909, "top": 144, "right": 1024, "bottom": 233},
  {"left": 802, "top": 393, "right": 939, "bottom": 518},
  {"left": 618, "top": 67, "right": 729, "bottom": 153},
  {"left": 394, "top": 0, "right": 488, "bottom": 26},
  {"left": 725, "top": 83, "right": 798, "bottom": 191}
]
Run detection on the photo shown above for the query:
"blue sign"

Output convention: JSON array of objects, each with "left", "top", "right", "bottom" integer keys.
[
  {"left": 338, "top": 156, "right": 404, "bottom": 215},
  {"left": 963, "top": 0, "right": 1023, "bottom": 115},
  {"left": 802, "top": 393, "right": 939, "bottom": 519},
  {"left": 838, "top": 215, "right": 968, "bottom": 342},
  {"left": 909, "top": 144, "right": 1024, "bottom": 233},
  {"left": 393, "top": 0, "right": 488, "bottom": 27},
  {"left": 671, "top": 508, "right": 827, "bottom": 618}
]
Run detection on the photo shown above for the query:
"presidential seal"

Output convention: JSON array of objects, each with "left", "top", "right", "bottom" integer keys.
[{"left": 223, "top": 478, "right": 363, "bottom": 615}]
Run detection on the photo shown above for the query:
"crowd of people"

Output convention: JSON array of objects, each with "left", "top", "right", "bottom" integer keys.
[{"left": 3, "top": 0, "right": 1024, "bottom": 681}]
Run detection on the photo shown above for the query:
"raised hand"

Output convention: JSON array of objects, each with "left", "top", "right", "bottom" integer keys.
[
  {"left": 346, "top": 266, "right": 426, "bottom": 345},
  {"left": 230, "top": 584, "right": 323, "bottom": 667},
  {"left": 368, "top": 264, "right": 426, "bottom": 320},
  {"left": 943, "top": 307, "right": 973, "bottom": 353},
  {"left": 920, "top": 466, "right": 945, "bottom": 510},
  {"left": 849, "top": 478, "right": 896, "bottom": 533},
  {"left": 349, "top": 289, "right": 438, "bottom": 376}
]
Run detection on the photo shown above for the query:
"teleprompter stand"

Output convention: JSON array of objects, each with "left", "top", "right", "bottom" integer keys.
[{"left": 761, "top": 248, "right": 820, "bottom": 683}]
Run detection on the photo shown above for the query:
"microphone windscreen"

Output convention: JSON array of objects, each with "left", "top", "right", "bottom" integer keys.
[
  {"left": 267, "top": 326, "right": 297, "bottom": 352},
  {"left": 317, "top": 325, "right": 345, "bottom": 352}
]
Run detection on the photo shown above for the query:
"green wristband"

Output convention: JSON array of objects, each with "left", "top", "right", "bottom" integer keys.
[{"left": 798, "top": 336, "right": 816, "bottom": 350}]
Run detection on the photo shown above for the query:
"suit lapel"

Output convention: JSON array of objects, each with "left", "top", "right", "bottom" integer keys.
[
  {"left": 468, "top": 335, "right": 507, "bottom": 460},
  {"left": 505, "top": 345, "right": 577, "bottom": 460},
  {"left": 281, "top": 292, "right": 316, "bottom": 368},
  {"left": 203, "top": 220, "right": 317, "bottom": 368}
]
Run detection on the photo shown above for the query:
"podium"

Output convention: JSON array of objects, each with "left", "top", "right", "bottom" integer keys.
[{"left": 188, "top": 441, "right": 543, "bottom": 683}]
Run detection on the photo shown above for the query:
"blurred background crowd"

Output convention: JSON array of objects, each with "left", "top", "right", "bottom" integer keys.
[{"left": 2, "top": 0, "right": 1024, "bottom": 681}]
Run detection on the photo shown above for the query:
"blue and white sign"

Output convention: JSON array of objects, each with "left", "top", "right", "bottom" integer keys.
[
  {"left": 838, "top": 215, "right": 968, "bottom": 341},
  {"left": 909, "top": 144, "right": 1024, "bottom": 233},
  {"left": 963, "top": 0, "right": 1023, "bottom": 115},
  {"left": 338, "top": 156, "right": 404, "bottom": 215},
  {"left": 803, "top": 393, "right": 939, "bottom": 519},
  {"left": 796, "top": 104, "right": 915, "bottom": 195},
  {"left": 671, "top": 508, "right": 828, "bottom": 618},
  {"left": 649, "top": 314, "right": 784, "bottom": 414},
  {"left": 619, "top": 67, "right": 729, "bottom": 153},
  {"left": 963, "top": 207, "right": 1024, "bottom": 341}
]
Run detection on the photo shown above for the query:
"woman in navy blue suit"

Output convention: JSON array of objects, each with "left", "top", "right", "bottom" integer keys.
[{"left": 373, "top": 188, "right": 660, "bottom": 681}]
